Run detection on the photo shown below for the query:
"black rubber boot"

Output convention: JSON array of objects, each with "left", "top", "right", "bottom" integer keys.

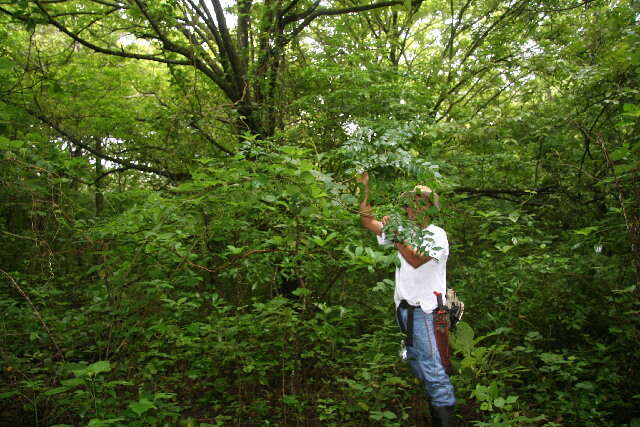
[{"left": 429, "top": 404, "right": 458, "bottom": 427}]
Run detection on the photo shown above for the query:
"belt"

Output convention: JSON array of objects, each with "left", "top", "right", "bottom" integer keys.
[{"left": 396, "top": 300, "right": 419, "bottom": 347}]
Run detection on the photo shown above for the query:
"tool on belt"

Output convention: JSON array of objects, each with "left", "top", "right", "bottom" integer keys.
[
  {"left": 396, "top": 290, "right": 464, "bottom": 371},
  {"left": 433, "top": 291, "right": 452, "bottom": 374}
]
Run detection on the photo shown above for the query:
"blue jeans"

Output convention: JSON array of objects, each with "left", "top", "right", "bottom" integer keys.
[{"left": 397, "top": 306, "right": 456, "bottom": 406}]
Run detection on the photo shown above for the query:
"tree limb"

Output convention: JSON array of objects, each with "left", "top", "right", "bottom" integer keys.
[
  {"left": 182, "top": 249, "right": 282, "bottom": 274},
  {"left": 1, "top": 268, "right": 65, "bottom": 361},
  {"left": 0, "top": 3, "right": 192, "bottom": 66},
  {"left": 525, "top": 0, "right": 595, "bottom": 13},
  {"left": 94, "top": 167, "right": 130, "bottom": 183},
  {"left": 23, "top": 104, "right": 190, "bottom": 180},
  {"left": 285, "top": 1, "right": 404, "bottom": 42},
  {"left": 189, "top": 120, "right": 234, "bottom": 155},
  {"left": 209, "top": 0, "right": 244, "bottom": 93},
  {"left": 451, "top": 186, "right": 556, "bottom": 201}
]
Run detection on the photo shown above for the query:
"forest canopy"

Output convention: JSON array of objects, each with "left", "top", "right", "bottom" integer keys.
[{"left": 1, "top": 0, "right": 639, "bottom": 426}]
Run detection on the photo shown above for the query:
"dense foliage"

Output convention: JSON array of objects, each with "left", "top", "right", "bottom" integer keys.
[{"left": 1, "top": 1, "right": 639, "bottom": 426}]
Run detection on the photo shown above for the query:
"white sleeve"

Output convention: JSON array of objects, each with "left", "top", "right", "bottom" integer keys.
[
  {"left": 419, "top": 228, "right": 448, "bottom": 261},
  {"left": 377, "top": 232, "right": 393, "bottom": 246}
]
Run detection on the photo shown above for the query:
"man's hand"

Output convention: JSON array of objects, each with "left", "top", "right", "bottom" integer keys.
[
  {"left": 381, "top": 215, "right": 399, "bottom": 242},
  {"left": 356, "top": 171, "right": 369, "bottom": 186}
]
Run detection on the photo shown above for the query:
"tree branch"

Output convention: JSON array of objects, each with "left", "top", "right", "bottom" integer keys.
[
  {"left": 189, "top": 120, "right": 234, "bottom": 155},
  {"left": 285, "top": 1, "right": 403, "bottom": 42},
  {"left": 94, "top": 167, "right": 130, "bottom": 183},
  {"left": 1, "top": 268, "right": 65, "bottom": 361},
  {"left": 525, "top": 0, "right": 595, "bottom": 13},
  {"left": 236, "top": 0, "right": 252, "bottom": 77},
  {"left": 451, "top": 186, "right": 556, "bottom": 201},
  {"left": 0, "top": 3, "right": 192, "bottom": 66},
  {"left": 23, "top": 104, "right": 190, "bottom": 180},
  {"left": 181, "top": 249, "right": 282, "bottom": 274},
  {"left": 183, "top": 0, "right": 228, "bottom": 73},
  {"left": 210, "top": 0, "right": 244, "bottom": 93}
]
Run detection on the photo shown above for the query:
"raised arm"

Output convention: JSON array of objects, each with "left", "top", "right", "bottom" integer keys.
[
  {"left": 357, "top": 172, "right": 384, "bottom": 236},
  {"left": 394, "top": 242, "right": 432, "bottom": 268}
]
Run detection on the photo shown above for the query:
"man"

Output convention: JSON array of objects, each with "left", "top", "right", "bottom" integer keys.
[{"left": 357, "top": 171, "right": 458, "bottom": 427}]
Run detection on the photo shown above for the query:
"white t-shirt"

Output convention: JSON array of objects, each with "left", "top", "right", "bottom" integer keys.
[{"left": 377, "top": 223, "right": 449, "bottom": 312}]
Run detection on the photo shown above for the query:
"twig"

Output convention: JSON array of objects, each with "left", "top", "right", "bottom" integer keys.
[
  {"left": 181, "top": 248, "right": 282, "bottom": 273},
  {"left": 0, "top": 268, "right": 65, "bottom": 360}
]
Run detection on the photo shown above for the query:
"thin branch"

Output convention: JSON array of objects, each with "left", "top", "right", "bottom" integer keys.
[
  {"left": 283, "top": 0, "right": 320, "bottom": 25},
  {"left": 286, "top": 1, "right": 403, "bottom": 42},
  {"left": 189, "top": 120, "right": 234, "bottom": 155},
  {"left": 1, "top": 268, "right": 65, "bottom": 360},
  {"left": 0, "top": 3, "right": 192, "bottom": 66},
  {"left": 319, "top": 267, "right": 346, "bottom": 300},
  {"left": 282, "top": 0, "right": 301, "bottom": 18},
  {"left": 189, "top": 0, "right": 225, "bottom": 56},
  {"left": 175, "top": 20, "right": 225, "bottom": 76},
  {"left": 183, "top": 249, "right": 282, "bottom": 274},
  {"left": 287, "top": 0, "right": 402, "bottom": 23},
  {"left": 49, "top": 9, "right": 118, "bottom": 18},
  {"left": 450, "top": 0, "right": 528, "bottom": 74},
  {"left": 94, "top": 167, "right": 130, "bottom": 183},
  {"left": 1, "top": 157, "right": 91, "bottom": 186},
  {"left": 525, "top": 0, "right": 595, "bottom": 13},
  {"left": 87, "top": 0, "right": 122, "bottom": 7},
  {"left": 20, "top": 103, "right": 190, "bottom": 180},
  {"left": 451, "top": 186, "right": 556, "bottom": 201},
  {"left": 131, "top": 0, "right": 233, "bottom": 96}
]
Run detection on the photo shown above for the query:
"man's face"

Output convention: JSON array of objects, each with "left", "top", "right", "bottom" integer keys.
[{"left": 404, "top": 191, "right": 433, "bottom": 222}]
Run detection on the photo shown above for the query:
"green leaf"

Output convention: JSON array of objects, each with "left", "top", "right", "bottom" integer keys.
[
  {"left": 153, "top": 392, "right": 175, "bottom": 400},
  {"left": 382, "top": 410, "right": 397, "bottom": 419},
  {"left": 86, "top": 418, "right": 125, "bottom": 427},
  {"left": 0, "top": 391, "right": 17, "bottom": 399},
  {"left": 226, "top": 245, "right": 244, "bottom": 255},
  {"left": 44, "top": 387, "right": 69, "bottom": 396},
  {"left": 0, "top": 57, "right": 14, "bottom": 70},
  {"left": 574, "top": 226, "right": 599, "bottom": 236},
  {"left": 623, "top": 103, "right": 640, "bottom": 117},
  {"left": 0, "top": 136, "right": 23, "bottom": 149},
  {"left": 612, "top": 285, "right": 636, "bottom": 294},
  {"left": 85, "top": 360, "right": 111, "bottom": 376},
  {"left": 61, "top": 377, "right": 85, "bottom": 387},
  {"left": 370, "top": 412, "right": 383, "bottom": 421},
  {"left": 450, "top": 321, "right": 474, "bottom": 355},
  {"left": 614, "top": 164, "right": 634, "bottom": 175},
  {"left": 282, "top": 394, "right": 300, "bottom": 406},
  {"left": 576, "top": 381, "right": 595, "bottom": 391},
  {"left": 128, "top": 398, "right": 156, "bottom": 416},
  {"left": 539, "top": 352, "right": 565, "bottom": 365},
  {"left": 291, "top": 287, "right": 311, "bottom": 297},
  {"left": 610, "top": 146, "right": 630, "bottom": 161},
  {"left": 496, "top": 244, "right": 513, "bottom": 253}
]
